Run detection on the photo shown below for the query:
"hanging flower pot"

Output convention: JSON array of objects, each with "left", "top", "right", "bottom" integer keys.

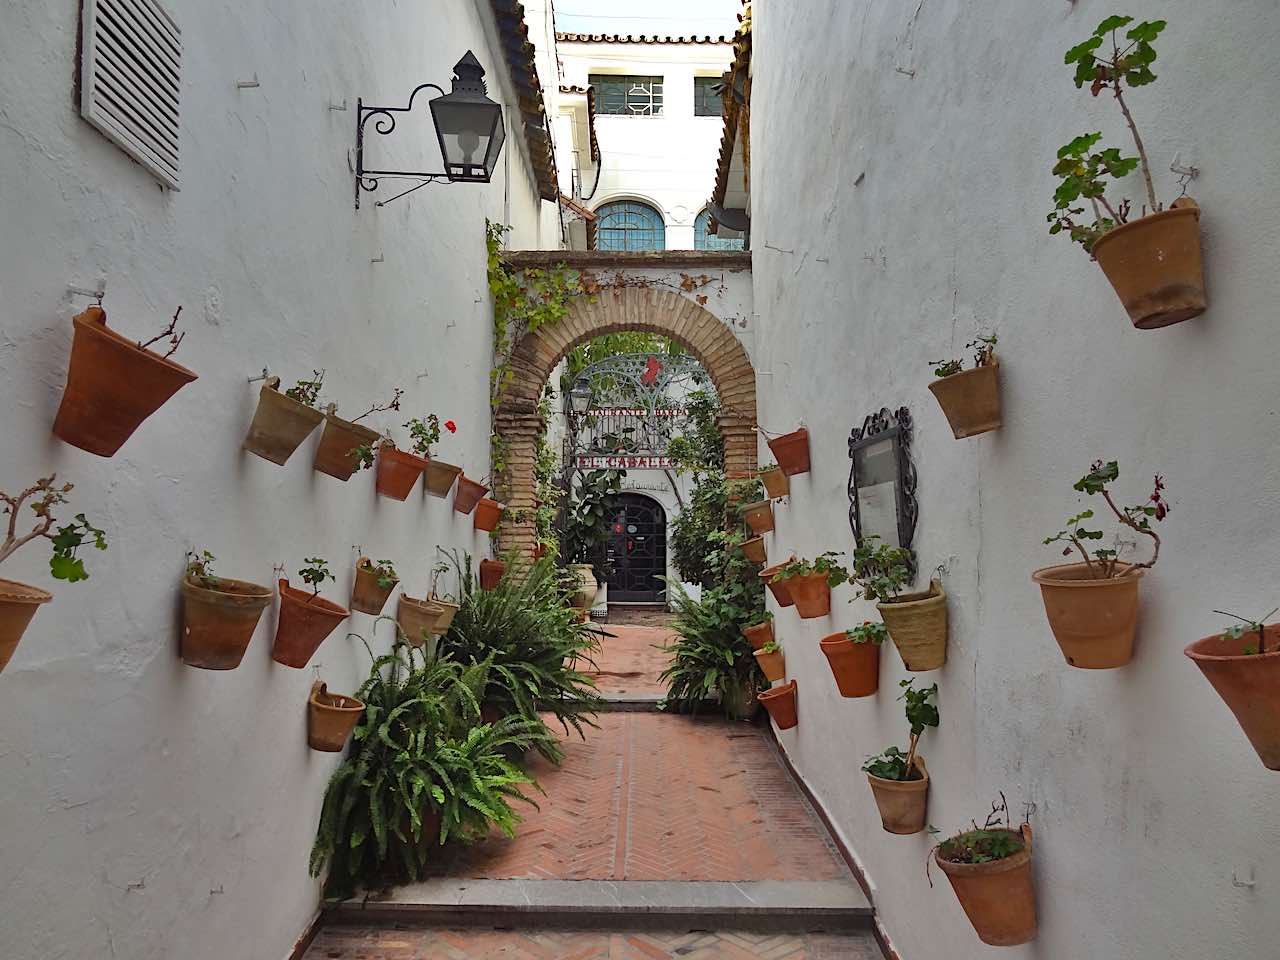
[
  {"left": 1091, "top": 201, "right": 1206, "bottom": 330},
  {"left": 432, "top": 599, "right": 460, "bottom": 634},
  {"left": 307, "top": 681, "right": 365, "bottom": 752},
  {"left": 741, "top": 499, "right": 775, "bottom": 534},
  {"left": 271, "top": 579, "right": 349, "bottom": 668},
  {"left": 479, "top": 559, "right": 505, "bottom": 591},
  {"left": 454, "top": 475, "right": 489, "bottom": 515},
  {"left": 820, "top": 630, "right": 881, "bottom": 698},
  {"left": 242, "top": 378, "right": 324, "bottom": 465},
  {"left": 351, "top": 558, "right": 398, "bottom": 615},
  {"left": 376, "top": 447, "right": 428, "bottom": 500},
  {"left": 1185, "top": 624, "right": 1280, "bottom": 769},
  {"left": 473, "top": 498, "right": 504, "bottom": 532},
  {"left": 180, "top": 575, "right": 272, "bottom": 670},
  {"left": 424, "top": 459, "right": 463, "bottom": 498},
  {"left": 934, "top": 824, "right": 1037, "bottom": 946},
  {"left": 767, "top": 428, "right": 811, "bottom": 476},
  {"left": 878, "top": 579, "right": 948, "bottom": 671},
  {"left": 53, "top": 306, "right": 198, "bottom": 457},
  {"left": 1032, "top": 562, "right": 1142, "bottom": 669},
  {"left": 759, "top": 464, "right": 790, "bottom": 499},
  {"left": 759, "top": 561, "right": 795, "bottom": 607},
  {"left": 928, "top": 363, "right": 1002, "bottom": 439},
  {"left": 787, "top": 572, "right": 831, "bottom": 619},
  {"left": 753, "top": 645, "right": 786, "bottom": 683},
  {"left": 313, "top": 412, "right": 381, "bottom": 481},
  {"left": 741, "top": 536, "right": 767, "bottom": 565},
  {"left": 759, "top": 678, "right": 798, "bottom": 730},
  {"left": 866, "top": 756, "right": 928, "bottom": 835},
  {"left": 397, "top": 594, "right": 445, "bottom": 648},
  {"left": 569, "top": 564, "right": 597, "bottom": 609},
  {"left": 0, "top": 580, "right": 53, "bottom": 674},
  {"left": 742, "top": 619, "right": 774, "bottom": 651}
]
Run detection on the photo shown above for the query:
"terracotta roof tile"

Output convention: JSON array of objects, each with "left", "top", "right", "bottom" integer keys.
[
  {"left": 490, "top": 0, "right": 558, "bottom": 201},
  {"left": 555, "top": 32, "right": 732, "bottom": 45}
]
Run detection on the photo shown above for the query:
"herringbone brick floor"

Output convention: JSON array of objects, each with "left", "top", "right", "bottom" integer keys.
[{"left": 585, "top": 623, "right": 673, "bottom": 696}]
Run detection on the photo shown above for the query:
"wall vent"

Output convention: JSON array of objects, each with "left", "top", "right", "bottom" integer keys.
[{"left": 80, "top": 0, "right": 182, "bottom": 189}]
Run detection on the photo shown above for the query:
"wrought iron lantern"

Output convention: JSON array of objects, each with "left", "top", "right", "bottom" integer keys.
[{"left": 569, "top": 376, "right": 594, "bottom": 416}]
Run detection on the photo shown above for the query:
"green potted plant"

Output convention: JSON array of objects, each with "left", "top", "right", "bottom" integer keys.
[
  {"left": 927, "top": 336, "right": 1001, "bottom": 439},
  {"left": 766, "top": 427, "right": 810, "bottom": 476},
  {"left": 242, "top": 370, "right": 326, "bottom": 465},
  {"left": 759, "top": 558, "right": 796, "bottom": 607},
  {"left": 1049, "top": 16, "right": 1204, "bottom": 329},
  {"left": 1034, "top": 460, "right": 1169, "bottom": 668},
  {"left": 0, "top": 476, "right": 107, "bottom": 673},
  {"left": 820, "top": 621, "right": 883, "bottom": 697},
  {"left": 273, "top": 558, "right": 349, "bottom": 668},
  {"left": 407, "top": 415, "right": 462, "bottom": 498},
  {"left": 772, "top": 552, "right": 849, "bottom": 619},
  {"left": 742, "top": 610, "right": 774, "bottom": 651},
  {"left": 180, "top": 550, "right": 272, "bottom": 670},
  {"left": 314, "top": 388, "right": 402, "bottom": 481},
  {"left": 861, "top": 679, "right": 938, "bottom": 834},
  {"left": 307, "top": 679, "right": 366, "bottom": 752},
  {"left": 753, "top": 638, "right": 786, "bottom": 683},
  {"left": 758, "top": 461, "right": 789, "bottom": 499},
  {"left": 351, "top": 557, "right": 399, "bottom": 615},
  {"left": 852, "top": 538, "right": 947, "bottom": 671}
]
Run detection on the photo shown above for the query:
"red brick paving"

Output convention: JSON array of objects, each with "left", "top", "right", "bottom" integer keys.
[{"left": 585, "top": 623, "right": 672, "bottom": 697}]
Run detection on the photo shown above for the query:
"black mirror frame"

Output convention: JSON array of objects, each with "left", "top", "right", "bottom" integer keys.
[{"left": 847, "top": 406, "right": 919, "bottom": 581}]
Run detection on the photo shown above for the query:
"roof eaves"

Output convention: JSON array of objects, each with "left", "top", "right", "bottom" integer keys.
[{"left": 490, "top": 0, "right": 559, "bottom": 201}]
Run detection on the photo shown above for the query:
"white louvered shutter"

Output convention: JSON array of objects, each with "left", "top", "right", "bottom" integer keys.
[{"left": 80, "top": 0, "right": 182, "bottom": 189}]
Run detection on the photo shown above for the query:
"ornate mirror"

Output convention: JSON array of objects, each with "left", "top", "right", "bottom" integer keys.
[{"left": 847, "top": 406, "right": 918, "bottom": 579}]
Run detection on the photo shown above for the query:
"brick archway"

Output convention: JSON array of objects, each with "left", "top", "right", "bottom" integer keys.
[{"left": 494, "top": 283, "right": 757, "bottom": 557}]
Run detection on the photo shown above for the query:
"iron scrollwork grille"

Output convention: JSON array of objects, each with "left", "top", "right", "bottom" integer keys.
[{"left": 847, "top": 406, "right": 919, "bottom": 581}]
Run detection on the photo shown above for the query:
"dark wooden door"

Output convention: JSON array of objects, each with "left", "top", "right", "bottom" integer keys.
[{"left": 605, "top": 493, "right": 667, "bottom": 602}]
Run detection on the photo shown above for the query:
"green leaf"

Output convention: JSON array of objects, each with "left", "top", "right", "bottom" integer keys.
[
  {"left": 1126, "top": 19, "right": 1165, "bottom": 43},
  {"left": 1094, "top": 15, "right": 1133, "bottom": 35},
  {"left": 50, "top": 554, "right": 88, "bottom": 582}
]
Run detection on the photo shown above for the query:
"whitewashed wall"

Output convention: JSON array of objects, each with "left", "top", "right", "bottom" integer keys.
[
  {"left": 0, "top": 2, "right": 556, "bottom": 959},
  {"left": 749, "top": 1, "right": 1280, "bottom": 958}
]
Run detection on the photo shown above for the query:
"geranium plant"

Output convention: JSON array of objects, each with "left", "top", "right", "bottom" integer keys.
[
  {"left": 360, "top": 558, "right": 398, "bottom": 590},
  {"left": 929, "top": 335, "right": 997, "bottom": 379},
  {"left": 849, "top": 537, "right": 911, "bottom": 603},
  {"left": 405, "top": 414, "right": 456, "bottom": 458},
  {"left": 847, "top": 621, "right": 889, "bottom": 645},
  {"left": 285, "top": 370, "right": 325, "bottom": 406},
  {"left": 1043, "top": 460, "right": 1169, "bottom": 578},
  {"left": 862, "top": 679, "right": 939, "bottom": 782},
  {"left": 299, "top": 557, "right": 334, "bottom": 599},
  {"left": 185, "top": 550, "right": 218, "bottom": 588},
  {"left": 771, "top": 552, "right": 850, "bottom": 587},
  {"left": 0, "top": 476, "right": 107, "bottom": 582}
]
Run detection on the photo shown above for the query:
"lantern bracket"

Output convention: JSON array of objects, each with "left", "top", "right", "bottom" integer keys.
[{"left": 354, "top": 85, "right": 449, "bottom": 209}]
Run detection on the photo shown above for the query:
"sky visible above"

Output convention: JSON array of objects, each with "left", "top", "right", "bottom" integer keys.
[{"left": 554, "top": 0, "right": 743, "bottom": 36}]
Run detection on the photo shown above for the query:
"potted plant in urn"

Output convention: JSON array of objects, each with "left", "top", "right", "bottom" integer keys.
[
  {"left": 821, "top": 621, "right": 884, "bottom": 698},
  {"left": 753, "top": 639, "right": 786, "bottom": 683},
  {"left": 1048, "top": 16, "right": 1205, "bottom": 329},
  {"left": 852, "top": 537, "right": 948, "bottom": 671},
  {"left": 861, "top": 679, "right": 939, "bottom": 835},
  {"left": 1035, "top": 460, "right": 1169, "bottom": 669},
  {"left": 766, "top": 427, "right": 810, "bottom": 476},
  {"left": 758, "top": 461, "right": 789, "bottom": 499},
  {"left": 273, "top": 558, "right": 349, "bottom": 668},
  {"left": 742, "top": 610, "right": 774, "bottom": 651},
  {"left": 351, "top": 557, "right": 399, "bottom": 615},
  {"left": 180, "top": 550, "right": 272, "bottom": 670},
  {"left": 406, "top": 415, "right": 462, "bottom": 498},
  {"left": 771, "top": 552, "right": 850, "bottom": 619},
  {"left": 314, "top": 388, "right": 402, "bottom": 481},
  {"left": 242, "top": 370, "right": 326, "bottom": 465},
  {"left": 307, "top": 679, "right": 366, "bottom": 752},
  {"left": 0, "top": 476, "right": 107, "bottom": 673},
  {"left": 53, "top": 305, "right": 198, "bottom": 457},
  {"left": 927, "top": 336, "right": 1001, "bottom": 439}
]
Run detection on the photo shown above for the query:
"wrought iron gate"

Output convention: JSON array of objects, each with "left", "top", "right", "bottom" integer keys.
[{"left": 605, "top": 493, "right": 667, "bottom": 602}]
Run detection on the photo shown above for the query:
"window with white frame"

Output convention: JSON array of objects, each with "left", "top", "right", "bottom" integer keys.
[{"left": 590, "top": 75, "right": 664, "bottom": 116}]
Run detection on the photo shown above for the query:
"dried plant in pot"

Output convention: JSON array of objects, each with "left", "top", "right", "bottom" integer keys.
[
  {"left": 772, "top": 552, "right": 849, "bottom": 620},
  {"left": 862, "top": 679, "right": 938, "bottom": 834},
  {"left": 927, "top": 336, "right": 1002, "bottom": 439},
  {"left": 0, "top": 477, "right": 106, "bottom": 673},
  {"left": 308, "top": 680, "right": 366, "bottom": 752},
  {"left": 759, "top": 560, "right": 796, "bottom": 607},
  {"left": 405, "top": 414, "right": 461, "bottom": 497},
  {"left": 759, "top": 678, "right": 798, "bottom": 729},
  {"left": 853, "top": 538, "right": 947, "bottom": 671},
  {"left": 753, "top": 639, "right": 786, "bottom": 683},
  {"left": 273, "top": 559, "right": 349, "bottom": 668},
  {"left": 53, "top": 305, "right": 198, "bottom": 457},
  {"left": 314, "top": 388, "right": 402, "bottom": 481},
  {"left": 454, "top": 475, "right": 490, "bottom": 515},
  {"left": 1049, "top": 16, "right": 1205, "bottom": 329},
  {"left": 766, "top": 428, "right": 811, "bottom": 476},
  {"left": 758, "top": 461, "right": 790, "bottom": 499},
  {"left": 242, "top": 371, "right": 326, "bottom": 465},
  {"left": 351, "top": 557, "right": 399, "bottom": 615},
  {"left": 1034, "top": 460, "right": 1169, "bottom": 668},
  {"left": 820, "top": 622, "right": 883, "bottom": 698},
  {"left": 473, "top": 498, "right": 505, "bottom": 533},
  {"left": 180, "top": 551, "right": 272, "bottom": 670},
  {"left": 742, "top": 611, "right": 774, "bottom": 651}
]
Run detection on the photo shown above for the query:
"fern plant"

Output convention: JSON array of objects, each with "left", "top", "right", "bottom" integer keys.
[{"left": 661, "top": 578, "right": 765, "bottom": 717}]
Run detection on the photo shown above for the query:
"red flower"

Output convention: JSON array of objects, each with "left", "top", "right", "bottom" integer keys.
[{"left": 444, "top": 420, "right": 457, "bottom": 433}]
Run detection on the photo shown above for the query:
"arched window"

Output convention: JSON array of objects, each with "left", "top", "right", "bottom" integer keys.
[
  {"left": 694, "top": 209, "right": 745, "bottom": 251},
  {"left": 596, "top": 201, "right": 666, "bottom": 252}
]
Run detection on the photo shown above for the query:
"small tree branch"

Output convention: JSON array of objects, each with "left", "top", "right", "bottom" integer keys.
[
  {"left": 1113, "top": 83, "right": 1159, "bottom": 213},
  {"left": 0, "top": 480, "right": 60, "bottom": 567},
  {"left": 1101, "top": 489, "right": 1160, "bottom": 573},
  {"left": 904, "top": 732, "right": 921, "bottom": 783},
  {"left": 1068, "top": 535, "right": 1096, "bottom": 576}
]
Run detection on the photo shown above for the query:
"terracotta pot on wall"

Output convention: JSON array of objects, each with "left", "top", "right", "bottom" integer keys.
[
  {"left": 1032, "top": 563, "right": 1142, "bottom": 669},
  {"left": 877, "top": 579, "right": 948, "bottom": 671},
  {"left": 787, "top": 572, "right": 831, "bottom": 619},
  {"left": 313, "top": 413, "right": 381, "bottom": 481},
  {"left": 479, "top": 559, "right": 505, "bottom": 591},
  {"left": 742, "top": 500, "right": 775, "bottom": 534},
  {"left": 741, "top": 536, "right": 767, "bottom": 565},
  {"left": 351, "top": 559, "right": 398, "bottom": 615},
  {"left": 754, "top": 647, "right": 786, "bottom": 683},
  {"left": 866, "top": 757, "right": 929, "bottom": 834},
  {"left": 759, "top": 465, "right": 790, "bottom": 499},
  {"left": 759, "top": 678, "right": 798, "bottom": 729},
  {"left": 272, "top": 579, "right": 349, "bottom": 668},
  {"left": 376, "top": 447, "right": 428, "bottom": 500},
  {"left": 242, "top": 378, "right": 324, "bottom": 464},
  {"left": 454, "top": 475, "right": 489, "bottom": 515},
  {"left": 1091, "top": 200, "right": 1206, "bottom": 330},
  {"left": 819, "top": 632, "right": 880, "bottom": 698},
  {"left": 928, "top": 364, "right": 1002, "bottom": 439},
  {"left": 423, "top": 459, "right": 463, "bottom": 498},
  {"left": 1185, "top": 625, "right": 1280, "bottom": 769},
  {"left": 767, "top": 428, "right": 811, "bottom": 476},
  {"left": 307, "top": 681, "right": 365, "bottom": 752},
  {"left": 935, "top": 825, "right": 1037, "bottom": 947},
  {"left": 180, "top": 575, "right": 272, "bottom": 670},
  {"left": 0, "top": 580, "right": 53, "bottom": 674},
  {"left": 397, "top": 594, "right": 445, "bottom": 648},
  {"left": 742, "top": 620, "right": 774, "bottom": 651},
  {"left": 53, "top": 306, "right": 199, "bottom": 457},
  {"left": 432, "top": 599, "right": 460, "bottom": 634},
  {"left": 760, "top": 562, "right": 796, "bottom": 607},
  {"left": 473, "top": 498, "right": 504, "bottom": 532}
]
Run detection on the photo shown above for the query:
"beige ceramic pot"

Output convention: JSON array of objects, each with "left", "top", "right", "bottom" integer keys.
[
  {"left": 878, "top": 579, "right": 948, "bottom": 671},
  {"left": 759, "top": 465, "right": 790, "bottom": 499},
  {"left": 397, "top": 594, "right": 446, "bottom": 647},
  {"left": 0, "top": 579, "right": 53, "bottom": 674},
  {"left": 1032, "top": 562, "right": 1142, "bottom": 669},
  {"left": 866, "top": 757, "right": 928, "bottom": 834},
  {"left": 423, "top": 459, "right": 463, "bottom": 498},
  {"left": 935, "top": 825, "right": 1037, "bottom": 946},
  {"left": 754, "top": 647, "right": 786, "bottom": 682},
  {"left": 351, "top": 559, "right": 398, "bottom": 615},
  {"left": 1091, "top": 201, "right": 1206, "bottom": 330},
  {"left": 180, "top": 575, "right": 272, "bottom": 670},
  {"left": 307, "top": 681, "right": 365, "bottom": 752},
  {"left": 242, "top": 378, "right": 324, "bottom": 464},
  {"left": 570, "top": 563, "right": 598, "bottom": 609},
  {"left": 313, "top": 412, "right": 381, "bottom": 481},
  {"left": 928, "top": 363, "right": 1002, "bottom": 439},
  {"left": 1185, "top": 625, "right": 1280, "bottom": 769}
]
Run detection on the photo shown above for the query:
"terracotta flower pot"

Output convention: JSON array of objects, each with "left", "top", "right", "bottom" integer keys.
[
  {"left": 242, "top": 378, "right": 324, "bottom": 465},
  {"left": 53, "top": 306, "right": 198, "bottom": 457},
  {"left": 432, "top": 599, "right": 460, "bottom": 634},
  {"left": 1032, "top": 563, "right": 1142, "bottom": 669},
  {"left": 742, "top": 499, "right": 775, "bottom": 534},
  {"left": 423, "top": 459, "right": 463, "bottom": 498},
  {"left": 820, "top": 632, "right": 880, "bottom": 697},
  {"left": 1091, "top": 201, "right": 1206, "bottom": 330},
  {"left": 351, "top": 560, "right": 398, "bottom": 615},
  {"left": 479, "top": 559, "right": 505, "bottom": 591},
  {"left": 760, "top": 562, "right": 795, "bottom": 607},
  {"left": 272, "top": 579, "right": 349, "bottom": 668},
  {"left": 313, "top": 413, "right": 381, "bottom": 481},
  {"left": 454, "top": 475, "right": 489, "bottom": 515},
  {"left": 866, "top": 757, "right": 928, "bottom": 834},
  {"left": 180, "top": 575, "right": 272, "bottom": 670},
  {"left": 787, "top": 572, "right": 831, "bottom": 619},
  {"left": 473, "top": 498, "right": 504, "bottom": 532},
  {"left": 1185, "top": 625, "right": 1280, "bottom": 769},
  {"left": 742, "top": 620, "right": 774, "bottom": 651},
  {"left": 0, "top": 579, "right": 53, "bottom": 674},
  {"left": 397, "top": 594, "right": 445, "bottom": 648},
  {"left": 928, "top": 363, "right": 1002, "bottom": 439},
  {"left": 376, "top": 447, "right": 428, "bottom": 500},
  {"left": 759, "top": 678, "right": 798, "bottom": 730},
  {"left": 307, "top": 681, "right": 365, "bottom": 752},
  {"left": 759, "top": 465, "right": 790, "bottom": 499},
  {"left": 878, "top": 579, "right": 948, "bottom": 671},
  {"left": 767, "top": 428, "right": 811, "bottom": 476},
  {"left": 935, "top": 825, "right": 1037, "bottom": 946},
  {"left": 754, "top": 647, "right": 786, "bottom": 682},
  {"left": 741, "top": 536, "right": 767, "bottom": 565},
  {"left": 569, "top": 564, "right": 597, "bottom": 609}
]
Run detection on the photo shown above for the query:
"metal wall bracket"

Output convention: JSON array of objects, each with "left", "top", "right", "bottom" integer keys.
[{"left": 355, "top": 88, "right": 448, "bottom": 209}]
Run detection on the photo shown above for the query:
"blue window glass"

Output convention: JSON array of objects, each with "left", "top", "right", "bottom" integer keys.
[
  {"left": 596, "top": 201, "right": 666, "bottom": 252},
  {"left": 694, "top": 209, "right": 745, "bottom": 251}
]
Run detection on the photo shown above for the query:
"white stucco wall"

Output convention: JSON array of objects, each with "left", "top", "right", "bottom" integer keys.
[
  {"left": 0, "top": 3, "right": 556, "bottom": 959},
  {"left": 749, "top": 2, "right": 1280, "bottom": 958}
]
